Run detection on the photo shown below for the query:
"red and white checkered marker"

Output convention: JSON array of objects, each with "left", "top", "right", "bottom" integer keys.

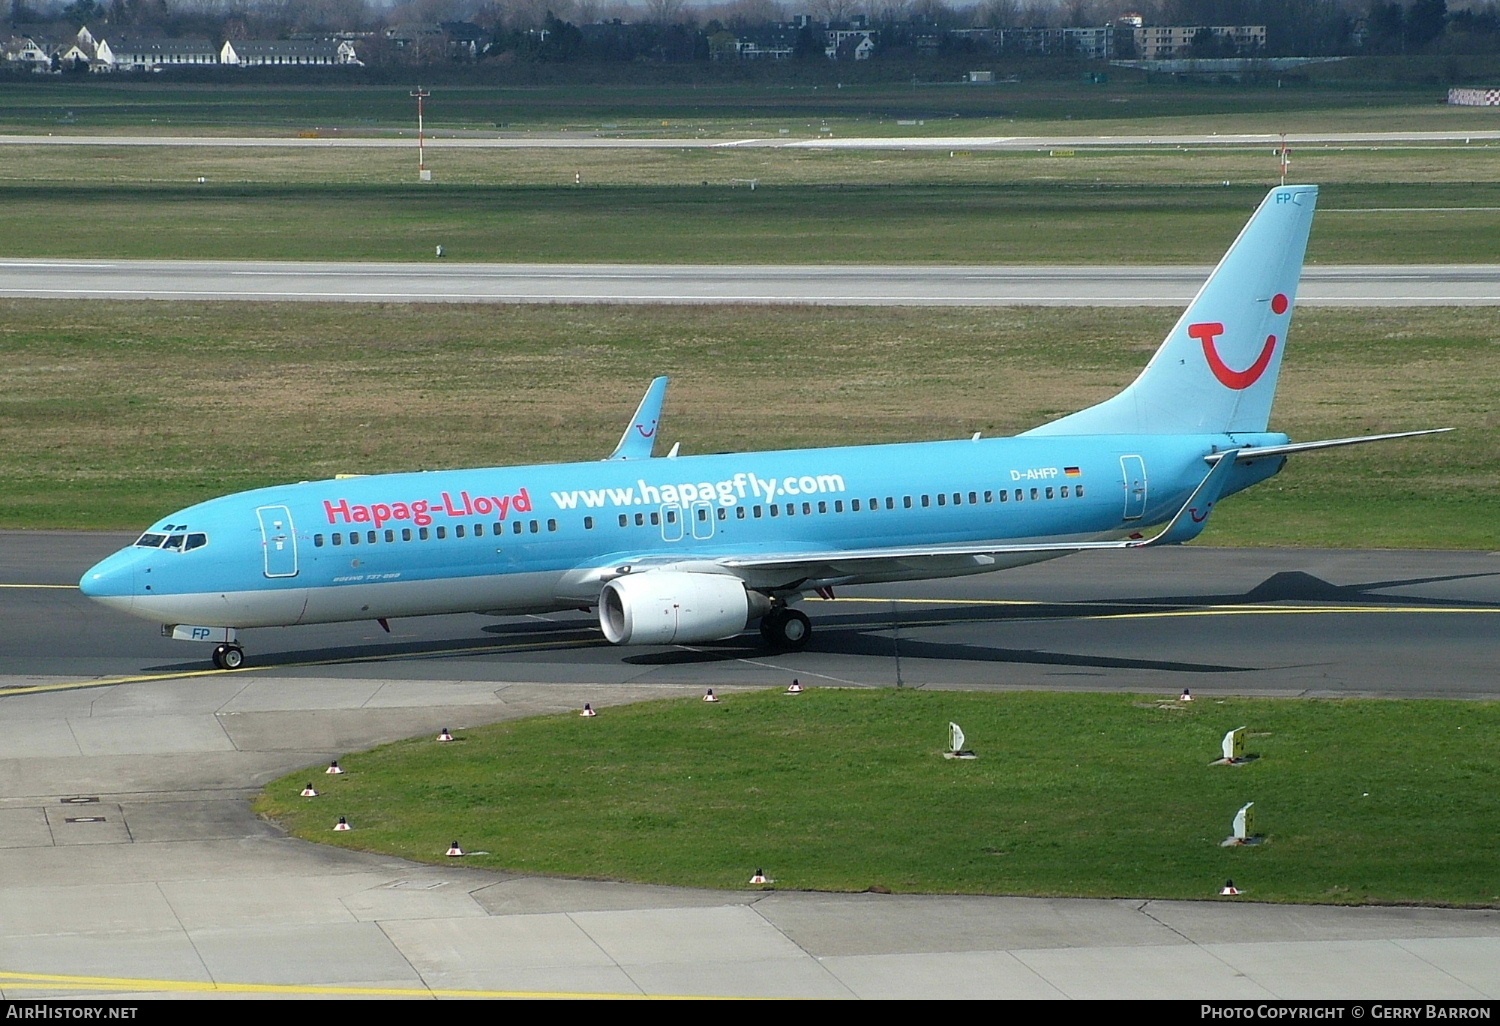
[
  {"left": 750, "top": 869, "right": 770, "bottom": 884},
  {"left": 326, "top": 760, "right": 344, "bottom": 774},
  {"left": 581, "top": 704, "right": 596, "bottom": 717},
  {"left": 334, "top": 816, "right": 350, "bottom": 831},
  {"left": 1220, "top": 880, "right": 1240, "bottom": 895},
  {"left": 437, "top": 728, "right": 454, "bottom": 742},
  {"left": 300, "top": 784, "right": 318, "bottom": 797},
  {"left": 786, "top": 680, "right": 803, "bottom": 694},
  {"left": 447, "top": 842, "right": 465, "bottom": 857},
  {"left": 1179, "top": 689, "right": 1193, "bottom": 702},
  {"left": 703, "top": 690, "right": 719, "bottom": 703}
]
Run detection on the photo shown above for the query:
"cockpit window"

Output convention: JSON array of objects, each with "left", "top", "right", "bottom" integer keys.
[
  {"left": 134, "top": 533, "right": 167, "bottom": 548},
  {"left": 162, "top": 534, "right": 185, "bottom": 551},
  {"left": 184, "top": 533, "right": 208, "bottom": 551}
]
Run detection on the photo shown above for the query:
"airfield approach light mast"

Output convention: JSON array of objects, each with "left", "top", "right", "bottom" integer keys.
[{"left": 412, "top": 86, "right": 431, "bottom": 181}]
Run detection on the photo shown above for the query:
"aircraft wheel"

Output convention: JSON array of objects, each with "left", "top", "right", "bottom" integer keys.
[
  {"left": 761, "top": 608, "right": 811, "bottom": 651},
  {"left": 213, "top": 644, "right": 245, "bottom": 670}
]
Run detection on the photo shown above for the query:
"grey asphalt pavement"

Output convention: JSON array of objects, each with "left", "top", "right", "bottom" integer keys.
[
  {"left": 2, "top": 533, "right": 1498, "bottom": 998},
  {"left": 2, "top": 259, "right": 1497, "bottom": 305}
]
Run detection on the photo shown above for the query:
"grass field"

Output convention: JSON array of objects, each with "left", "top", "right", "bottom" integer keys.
[
  {"left": 254, "top": 688, "right": 1500, "bottom": 905},
  {"left": 1, "top": 300, "right": 1491, "bottom": 547},
  {"left": 1, "top": 179, "right": 1498, "bottom": 264},
  {"left": 4, "top": 77, "right": 1500, "bottom": 138}
]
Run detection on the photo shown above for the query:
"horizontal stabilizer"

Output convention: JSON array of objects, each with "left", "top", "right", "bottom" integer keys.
[{"left": 1209, "top": 429, "right": 1452, "bottom": 464}]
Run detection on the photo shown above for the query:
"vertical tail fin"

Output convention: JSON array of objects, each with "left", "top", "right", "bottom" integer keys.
[
  {"left": 606, "top": 376, "right": 669, "bottom": 460},
  {"left": 1026, "top": 185, "right": 1318, "bottom": 437}
]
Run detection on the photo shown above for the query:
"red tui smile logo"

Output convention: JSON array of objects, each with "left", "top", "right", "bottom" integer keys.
[{"left": 1189, "top": 321, "right": 1278, "bottom": 390}]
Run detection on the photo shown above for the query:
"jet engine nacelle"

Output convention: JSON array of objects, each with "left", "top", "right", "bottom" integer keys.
[{"left": 598, "top": 571, "right": 752, "bottom": 645}]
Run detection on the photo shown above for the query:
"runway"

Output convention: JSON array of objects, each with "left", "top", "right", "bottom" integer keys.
[
  {"left": 3, "top": 259, "right": 1498, "bottom": 306},
  {"left": 2, "top": 532, "right": 1498, "bottom": 998},
  {"left": 5, "top": 130, "right": 1500, "bottom": 150}
]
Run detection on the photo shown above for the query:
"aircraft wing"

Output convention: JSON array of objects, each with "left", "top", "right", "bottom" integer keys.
[
  {"left": 558, "top": 452, "right": 1241, "bottom": 598},
  {"left": 606, "top": 376, "right": 669, "bottom": 460}
]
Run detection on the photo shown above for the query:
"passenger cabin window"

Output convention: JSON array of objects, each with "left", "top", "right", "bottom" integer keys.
[
  {"left": 547, "top": 519, "right": 558, "bottom": 532},
  {"left": 348, "top": 532, "right": 360, "bottom": 545},
  {"left": 314, "top": 534, "right": 325, "bottom": 548},
  {"left": 419, "top": 527, "right": 430, "bottom": 540},
  {"left": 1045, "top": 487, "right": 1054, "bottom": 500},
  {"left": 385, "top": 529, "right": 395, "bottom": 542},
  {"left": 584, "top": 516, "right": 595, "bottom": 530},
  {"left": 1030, "top": 488, "right": 1039, "bottom": 501},
  {"left": 455, "top": 525, "right": 466, "bottom": 539},
  {"left": 331, "top": 534, "right": 342, "bottom": 546},
  {"left": 936, "top": 494, "right": 945, "bottom": 507},
  {"left": 403, "top": 528, "right": 413, "bottom": 541},
  {"left": 435, "top": 527, "right": 446, "bottom": 540}
]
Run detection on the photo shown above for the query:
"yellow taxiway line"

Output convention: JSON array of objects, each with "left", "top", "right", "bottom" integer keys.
[{"left": 0, "top": 968, "right": 703, "bottom": 999}]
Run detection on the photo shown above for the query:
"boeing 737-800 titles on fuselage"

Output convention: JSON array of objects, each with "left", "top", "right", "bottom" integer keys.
[{"left": 82, "top": 185, "right": 1445, "bottom": 669}]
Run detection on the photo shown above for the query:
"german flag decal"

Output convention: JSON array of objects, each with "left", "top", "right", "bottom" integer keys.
[{"left": 1064, "top": 467, "right": 1082, "bottom": 477}]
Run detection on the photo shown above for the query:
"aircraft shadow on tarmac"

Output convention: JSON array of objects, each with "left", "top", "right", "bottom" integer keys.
[{"left": 129, "top": 569, "right": 1497, "bottom": 677}]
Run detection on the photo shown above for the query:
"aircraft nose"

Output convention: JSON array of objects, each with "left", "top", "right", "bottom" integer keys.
[{"left": 79, "top": 551, "right": 135, "bottom": 612}]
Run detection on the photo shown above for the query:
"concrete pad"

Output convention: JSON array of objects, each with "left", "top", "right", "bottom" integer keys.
[
  {"left": 819, "top": 950, "right": 1069, "bottom": 999},
  {"left": 622, "top": 956, "right": 854, "bottom": 999},
  {"left": 364, "top": 680, "right": 513, "bottom": 709},
  {"left": 1014, "top": 942, "right": 1278, "bottom": 999},
  {"left": 216, "top": 678, "right": 386, "bottom": 713},
  {"left": 418, "top": 965, "right": 644, "bottom": 998},
  {"left": 0, "top": 882, "right": 181, "bottom": 936},
  {"left": 0, "top": 930, "right": 210, "bottom": 983},
  {"left": 66, "top": 714, "right": 234, "bottom": 756},
  {"left": 471, "top": 876, "right": 760, "bottom": 915},
  {"left": 382, "top": 913, "right": 620, "bottom": 973},
  {"left": 1207, "top": 939, "right": 1494, "bottom": 999},
  {"left": 84, "top": 679, "right": 250, "bottom": 717},
  {"left": 0, "top": 752, "right": 315, "bottom": 798},
  {"left": 43, "top": 803, "right": 130, "bottom": 845},
  {"left": 0, "top": 807, "right": 53, "bottom": 849},
  {"left": 188, "top": 923, "right": 423, "bottom": 987},
  {"left": 160, "top": 874, "right": 387, "bottom": 930},
  {"left": 0, "top": 717, "right": 82, "bottom": 758},
  {"left": 1147, "top": 898, "right": 1500, "bottom": 943},
  {"left": 215, "top": 707, "right": 505, "bottom": 752},
  {"left": 756, "top": 893, "right": 1183, "bottom": 956},
  {"left": 1396, "top": 937, "right": 1500, "bottom": 997},
  {"left": 339, "top": 877, "right": 489, "bottom": 922},
  {"left": 573, "top": 905, "right": 807, "bottom": 965},
  {"left": 119, "top": 800, "right": 280, "bottom": 843}
]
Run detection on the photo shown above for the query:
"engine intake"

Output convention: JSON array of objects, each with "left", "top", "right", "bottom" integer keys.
[{"left": 598, "top": 571, "right": 752, "bottom": 645}]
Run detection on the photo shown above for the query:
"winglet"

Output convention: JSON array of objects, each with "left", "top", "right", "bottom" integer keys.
[{"left": 606, "top": 376, "right": 668, "bottom": 460}]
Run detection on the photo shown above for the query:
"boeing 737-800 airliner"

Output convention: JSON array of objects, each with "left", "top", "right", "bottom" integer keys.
[{"left": 81, "top": 185, "right": 1444, "bottom": 669}]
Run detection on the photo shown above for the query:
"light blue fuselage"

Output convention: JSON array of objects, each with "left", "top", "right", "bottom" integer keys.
[{"left": 81, "top": 431, "right": 1286, "bottom": 630}]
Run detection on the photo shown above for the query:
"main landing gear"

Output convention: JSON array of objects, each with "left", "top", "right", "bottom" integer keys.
[
  {"left": 211, "top": 644, "right": 246, "bottom": 670},
  {"left": 759, "top": 607, "right": 812, "bottom": 650}
]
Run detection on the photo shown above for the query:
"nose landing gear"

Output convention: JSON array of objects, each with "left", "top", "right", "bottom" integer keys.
[{"left": 211, "top": 644, "right": 246, "bottom": 670}]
